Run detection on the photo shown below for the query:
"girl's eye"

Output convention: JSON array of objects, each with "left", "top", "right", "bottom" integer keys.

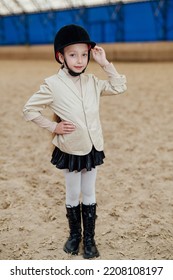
[{"left": 69, "top": 53, "right": 87, "bottom": 57}]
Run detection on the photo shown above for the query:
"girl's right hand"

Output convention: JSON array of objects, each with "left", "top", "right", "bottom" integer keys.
[
  {"left": 91, "top": 46, "right": 109, "bottom": 67},
  {"left": 54, "top": 121, "right": 76, "bottom": 135}
]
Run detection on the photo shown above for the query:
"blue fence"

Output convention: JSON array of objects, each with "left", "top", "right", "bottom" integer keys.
[{"left": 0, "top": 0, "right": 173, "bottom": 45}]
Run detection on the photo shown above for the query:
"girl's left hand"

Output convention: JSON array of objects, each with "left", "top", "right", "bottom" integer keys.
[{"left": 91, "top": 46, "right": 109, "bottom": 67}]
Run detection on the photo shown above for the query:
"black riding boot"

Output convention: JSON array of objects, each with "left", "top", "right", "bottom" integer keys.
[
  {"left": 63, "top": 204, "right": 82, "bottom": 255},
  {"left": 82, "top": 203, "right": 100, "bottom": 259}
]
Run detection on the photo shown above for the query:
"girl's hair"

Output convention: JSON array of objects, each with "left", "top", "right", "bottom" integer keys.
[
  {"left": 51, "top": 113, "right": 61, "bottom": 151},
  {"left": 52, "top": 113, "right": 60, "bottom": 138},
  {"left": 53, "top": 113, "right": 61, "bottom": 123}
]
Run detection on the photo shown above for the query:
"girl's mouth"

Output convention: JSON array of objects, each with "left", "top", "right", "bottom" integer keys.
[{"left": 74, "top": 66, "right": 83, "bottom": 70}]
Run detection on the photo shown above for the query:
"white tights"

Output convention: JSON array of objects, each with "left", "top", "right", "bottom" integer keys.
[{"left": 63, "top": 168, "right": 97, "bottom": 207}]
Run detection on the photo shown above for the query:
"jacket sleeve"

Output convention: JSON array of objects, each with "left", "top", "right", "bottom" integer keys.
[
  {"left": 31, "top": 115, "right": 57, "bottom": 133},
  {"left": 23, "top": 82, "right": 54, "bottom": 121},
  {"left": 23, "top": 82, "right": 57, "bottom": 133},
  {"left": 96, "top": 63, "right": 127, "bottom": 95}
]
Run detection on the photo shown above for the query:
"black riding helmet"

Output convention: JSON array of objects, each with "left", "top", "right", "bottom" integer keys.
[{"left": 54, "top": 24, "right": 96, "bottom": 64}]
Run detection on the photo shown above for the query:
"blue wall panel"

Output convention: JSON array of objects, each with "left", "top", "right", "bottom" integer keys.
[
  {"left": 0, "top": 0, "right": 173, "bottom": 46},
  {"left": 166, "top": 2, "right": 173, "bottom": 40},
  {"left": 124, "top": 2, "right": 157, "bottom": 41}
]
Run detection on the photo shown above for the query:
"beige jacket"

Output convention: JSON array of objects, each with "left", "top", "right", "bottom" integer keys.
[{"left": 23, "top": 63, "right": 127, "bottom": 155}]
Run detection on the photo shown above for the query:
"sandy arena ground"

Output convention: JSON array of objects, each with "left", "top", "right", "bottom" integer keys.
[{"left": 0, "top": 58, "right": 173, "bottom": 260}]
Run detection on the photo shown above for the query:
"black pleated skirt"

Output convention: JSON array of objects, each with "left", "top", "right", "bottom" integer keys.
[{"left": 51, "top": 146, "right": 105, "bottom": 172}]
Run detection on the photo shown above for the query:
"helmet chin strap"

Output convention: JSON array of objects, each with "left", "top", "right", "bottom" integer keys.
[{"left": 64, "top": 59, "right": 85, "bottom": 76}]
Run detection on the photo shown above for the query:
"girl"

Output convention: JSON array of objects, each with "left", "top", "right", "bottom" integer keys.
[{"left": 23, "top": 24, "right": 127, "bottom": 259}]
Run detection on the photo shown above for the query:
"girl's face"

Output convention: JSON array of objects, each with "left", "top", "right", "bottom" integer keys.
[{"left": 60, "top": 43, "right": 89, "bottom": 73}]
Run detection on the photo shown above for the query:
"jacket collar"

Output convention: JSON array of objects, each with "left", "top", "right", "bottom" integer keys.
[{"left": 57, "top": 68, "right": 87, "bottom": 100}]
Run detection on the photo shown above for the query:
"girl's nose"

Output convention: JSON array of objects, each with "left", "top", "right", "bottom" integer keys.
[{"left": 77, "top": 56, "right": 82, "bottom": 63}]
